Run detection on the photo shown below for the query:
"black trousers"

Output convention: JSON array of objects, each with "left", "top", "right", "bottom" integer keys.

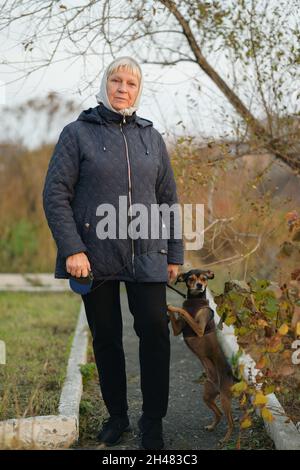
[{"left": 81, "top": 280, "right": 170, "bottom": 419}]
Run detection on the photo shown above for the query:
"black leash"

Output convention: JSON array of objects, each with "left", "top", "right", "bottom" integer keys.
[
  {"left": 166, "top": 282, "right": 186, "bottom": 299},
  {"left": 77, "top": 250, "right": 186, "bottom": 297}
]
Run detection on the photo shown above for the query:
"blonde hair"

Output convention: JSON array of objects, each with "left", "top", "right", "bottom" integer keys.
[{"left": 107, "top": 56, "right": 142, "bottom": 83}]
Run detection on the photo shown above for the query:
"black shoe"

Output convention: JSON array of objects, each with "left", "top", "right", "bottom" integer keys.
[
  {"left": 138, "top": 414, "right": 164, "bottom": 450},
  {"left": 97, "top": 414, "right": 131, "bottom": 446}
]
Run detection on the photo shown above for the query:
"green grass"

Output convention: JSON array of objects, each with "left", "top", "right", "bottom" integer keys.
[
  {"left": 72, "top": 337, "right": 106, "bottom": 448},
  {"left": 0, "top": 291, "right": 81, "bottom": 420}
]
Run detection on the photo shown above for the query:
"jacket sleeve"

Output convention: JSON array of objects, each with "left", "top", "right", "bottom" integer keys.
[
  {"left": 42, "top": 124, "right": 87, "bottom": 259},
  {"left": 155, "top": 135, "right": 184, "bottom": 265}
]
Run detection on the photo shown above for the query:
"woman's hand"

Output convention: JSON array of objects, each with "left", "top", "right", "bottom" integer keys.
[
  {"left": 167, "top": 264, "right": 179, "bottom": 283},
  {"left": 66, "top": 252, "right": 91, "bottom": 278}
]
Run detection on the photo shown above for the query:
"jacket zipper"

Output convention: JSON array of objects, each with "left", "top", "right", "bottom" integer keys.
[{"left": 120, "top": 116, "right": 135, "bottom": 278}]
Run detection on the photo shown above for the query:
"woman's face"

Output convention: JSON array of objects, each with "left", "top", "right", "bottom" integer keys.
[{"left": 107, "top": 67, "right": 140, "bottom": 110}]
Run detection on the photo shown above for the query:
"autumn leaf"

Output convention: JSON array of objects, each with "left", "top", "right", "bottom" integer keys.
[
  {"left": 296, "top": 322, "right": 300, "bottom": 337},
  {"left": 239, "top": 363, "right": 245, "bottom": 376},
  {"left": 257, "top": 319, "right": 268, "bottom": 327},
  {"left": 231, "top": 381, "right": 248, "bottom": 394},
  {"left": 264, "top": 385, "right": 275, "bottom": 395},
  {"left": 278, "top": 323, "right": 289, "bottom": 335},
  {"left": 267, "top": 335, "right": 283, "bottom": 353},
  {"left": 280, "top": 300, "right": 291, "bottom": 312},
  {"left": 240, "top": 393, "right": 247, "bottom": 406},
  {"left": 253, "top": 393, "right": 268, "bottom": 406},
  {"left": 241, "top": 416, "right": 252, "bottom": 428},
  {"left": 225, "top": 314, "right": 237, "bottom": 325},
  {"left": 261, "top": 407, "right": 274, "bottom": 422},
  {"left": 237, "top": 326, "right": 248, "bottom": 336},
  {"left": 256, "top": 356, "right": 267, "bottom": 369}
]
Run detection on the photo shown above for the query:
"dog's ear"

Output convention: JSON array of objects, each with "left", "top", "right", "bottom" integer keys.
[
  {"left": 205, "top": 270, "right": 215, "bottom": 279},
  {"left": 175, "top": 272, "right": 188, "bottom": 284}
]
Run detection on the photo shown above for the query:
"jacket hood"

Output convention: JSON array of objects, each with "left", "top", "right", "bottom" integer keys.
[
  {"left": 76, "top": 103, "right": 153, "bottom": 156},
  {"left": 77, "top": 103, "right": 152, "bottom": 128}
]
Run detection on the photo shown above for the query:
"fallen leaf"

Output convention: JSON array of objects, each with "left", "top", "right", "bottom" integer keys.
[
  {"left": 278, "top": 323, "right": 289, "bottom": 335},
  {"left": 241, "top": 416, "right": 252, "bottom": 428}
]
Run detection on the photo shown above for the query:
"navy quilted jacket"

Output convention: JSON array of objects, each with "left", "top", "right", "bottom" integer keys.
[{"left": 42, "top": 103, "right": 184, "bottom": 282}]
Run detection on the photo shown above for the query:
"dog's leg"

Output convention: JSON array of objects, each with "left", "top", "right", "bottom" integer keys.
[
  {"left": 203, "top": 382, "right": 223, "bottom": 431},
  {"left": 167, "top": 304, "right": 204, "bottom": 337},
  {"left": 218, "top": 387, "right": 234, "bottom": 446},
  {"left": 167, "top": 305, "right": 185, "bottom": 335},
  {"left": 199, "top": 329, "right": 234, "bottom": 446},
  {"left": 201, "top": 357, "right": 223, "bottom": 432},
  {"left": 169, "top": 312, "right": 185, "bottom": 336}
]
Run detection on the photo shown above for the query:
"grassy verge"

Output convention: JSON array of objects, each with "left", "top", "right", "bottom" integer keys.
[
  {"left": 72, "top": 336, "right": 106, "bottom": 448},
  {"left": 0, "top": 291, "right": 81, "bottom": 420},
  {"left": 222, "top": 414, "right": 275, "bottom": 450}
]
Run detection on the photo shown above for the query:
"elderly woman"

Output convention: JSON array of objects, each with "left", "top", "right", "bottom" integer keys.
[{"left": 43, "top": 56, "right": 184, "bottom": 450}]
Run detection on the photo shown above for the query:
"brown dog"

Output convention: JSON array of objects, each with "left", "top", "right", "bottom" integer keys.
[{"left": 167, "top": 269, "right": 235, "bottom": 445}]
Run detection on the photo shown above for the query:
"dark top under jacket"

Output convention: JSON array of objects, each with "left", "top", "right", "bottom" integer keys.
[{"left": 42, "top": 103, "right": 184, "bottom": 281}]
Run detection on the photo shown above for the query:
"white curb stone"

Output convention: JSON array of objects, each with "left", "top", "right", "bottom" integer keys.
[
  {"left": 59, "top": 303, "right": 89, "bottom": 417},
  {"left": 0, "top": 274, "right": 69, "bottom": 292},
  {"left": 0, "top": 415, "right": 78, "bottom": 450},
  {"left": 0, "top": 302, "right": 89, "bottom": 449},
  {"left": 206, "top": 289, "right": 300, "bottom": 450}
]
